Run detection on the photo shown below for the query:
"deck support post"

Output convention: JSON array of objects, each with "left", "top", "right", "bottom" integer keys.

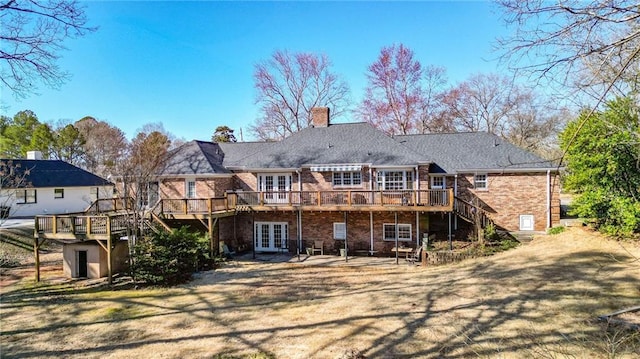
[
  {"left": 369, "top": 211, "right": 374, "bottom": 254},
  {"left": 106, "top": 217, "right": 113, "bottom": 285},
  {"left": 344, "top": 212, "right": 348, "bottom": 263},
  {"left": 208, "top": 216, "right": 214, "bottom": 258},
  {"left": 107, "top": 234, "right": 113, "bottom": 285},
  {"left": 34, "top": 237, "right": 40, "bottom": 282},
  {"left": 33, "top": 236, "right": 49, "bottom": 282},
  {"left": 448, "top": 212, "right": 452, "bottom": 251}
]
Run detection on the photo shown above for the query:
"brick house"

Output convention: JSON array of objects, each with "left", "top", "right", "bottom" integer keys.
[{"left": 148, "top": 107, "right": 560, "bottom": 255}]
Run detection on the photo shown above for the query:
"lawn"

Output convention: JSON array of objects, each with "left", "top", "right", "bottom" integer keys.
[{"left": 1, "top": 227, "right": 639, "bottom": 358}]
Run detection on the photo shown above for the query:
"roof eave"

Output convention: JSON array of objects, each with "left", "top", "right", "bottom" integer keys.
[{"left": 455, "top": 167, "right": 562, "bottom": 174}]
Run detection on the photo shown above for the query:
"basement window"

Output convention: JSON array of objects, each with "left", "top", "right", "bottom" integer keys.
[
  {"left": 383, "top": 223, "right": 412, "bottom": 241},
  {"left": 333, "top": 222, "right": 346, "bottom": 240}
]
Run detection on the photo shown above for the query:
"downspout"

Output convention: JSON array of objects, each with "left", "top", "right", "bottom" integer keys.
[
  {"left": 454, "top": 174, "right": 458, "bottom": 230},
  {"left": 415, "top": 165, "right": 420, "bottom": 248},
  {"left": 296, "top": 169, "right": 302, "bottom": 255},
  {"left": 370, "top": 211, "right": 374, "bottom": 254},
  {"left": 547, "top": 169, "right": 551, "bottom": 229}
]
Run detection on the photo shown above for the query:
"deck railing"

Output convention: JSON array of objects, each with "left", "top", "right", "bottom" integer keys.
[
  {"left": 35, "top": 213, "right": 129, "bottom": 237},
  {"left": 160, "top": 197, "right": 229, "bottom": 215},
  {"left": 228, "top": 189, "right": 453, "bottom": 209},
  {"left": 84, "top": 197, "right": 135, "bottom": 214}
]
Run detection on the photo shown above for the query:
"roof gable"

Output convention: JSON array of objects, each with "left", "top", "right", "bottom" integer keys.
[{"left": 159, "top": 141, "right": 230, "bottom": 176}]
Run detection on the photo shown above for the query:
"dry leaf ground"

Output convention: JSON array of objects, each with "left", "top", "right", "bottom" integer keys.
[{"left": 1, "top": 227, "right": 639, "bottom": 358}]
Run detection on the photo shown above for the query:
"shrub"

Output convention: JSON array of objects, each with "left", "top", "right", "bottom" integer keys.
[
  {"left": 483, "top": 222, "right": 499, "bottom": 241},
  {"left": 131, "top": 226, "right": 209, "bottom": 286}
]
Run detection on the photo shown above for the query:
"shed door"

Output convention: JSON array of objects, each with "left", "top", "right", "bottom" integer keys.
[{"left": 77, "top": 250, "right": 88, "bottom": 278}]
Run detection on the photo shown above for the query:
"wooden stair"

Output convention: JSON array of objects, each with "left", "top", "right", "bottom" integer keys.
[{"left": 453, "top": 197, "right": 495, "bottom": 229}]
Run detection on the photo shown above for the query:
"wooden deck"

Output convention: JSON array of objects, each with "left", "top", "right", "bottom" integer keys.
[
  {"left": 34, "top": 189, "right": 454, "bottom": 237},
  {"left": 34, "top": 213, "right": 129, "bottom": 240}
]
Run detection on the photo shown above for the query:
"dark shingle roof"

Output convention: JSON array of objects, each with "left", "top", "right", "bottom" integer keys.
[
  {"left": 159, "top": 141, "right": 230, "bottom": 175},
  {"left": 395, "top": 132, "right": 556, "bottom": 173},
  {"left": 223, "top": 123, "right": 426, "bottom": 169},
  {"left": 1, "top": 159, "right": 112, "bottom": 188},
  {"left": 217, "top": 141, "right": 277, "bottom": 168}
]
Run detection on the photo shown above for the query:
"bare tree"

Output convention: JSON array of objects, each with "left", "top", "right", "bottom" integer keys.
[
  {"left": 419, "top": 65, "right": 451, "bottom": 133},
  {"left": 359, "top": 44, "right": 425, "bottom": 135},
  {"left": 439, "top": 73, "right": 517, "bottom": 135},
  {"left": 0, "top": 0, "right": 96, "bottom": 97},
  {"left": 252, "top": 50, "right": 350, "bottom": 140},
  {"left": 496, "top": 0, "right": 640, "bottom": 102},
  {"left": 504, "top": 92, "right": 568, "bottom": 157},
  {"left": 439, "top": 72, "right": 565, "bottom": 155},
  {"left": 0, "top": 159, "right": 30, "bottom": 224},
  {"left": 75, "top": 116, "right": 127, "bottom": 179}
]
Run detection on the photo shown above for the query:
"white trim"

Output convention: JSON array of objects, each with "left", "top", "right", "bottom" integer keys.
[
  {"left": 456, "top": 167, "right": 561, "bottom": 174},
  {"left": 333, "top": 222, "right": 346, "bottom": 240},
  {"left": 474, "top": 173, "right": 488, "bottom": 190},
  {"left": 519, "top": 215, "right": 535, "bottom": 231},
  {"left": 254, "top": 222, "right": 289, "bottom": 251},
  {"left": 376, "top": 170, "right": 414, "bottom": 190},
  {"left": 332, "top": 171, "right": 363, "bottom": 188},
  {"left": 430, "top": 175, "right": 446, "bottom": 189},
  {"left": 185, "top": 179, "right": 196, "bottom": 198},
  {"left": 547, "top": 170, "right": 551, "bottom": 229}
]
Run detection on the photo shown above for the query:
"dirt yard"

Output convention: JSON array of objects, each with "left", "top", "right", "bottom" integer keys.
[{"left": 1, "top": 227, "right": 639, "bottom": 358}]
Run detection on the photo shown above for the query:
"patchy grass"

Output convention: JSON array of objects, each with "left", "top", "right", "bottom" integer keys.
[
  {"left": 1, "top": 227, "right": 639, "bottom": 358},
  {"left": 548, "top": 226, "right": 567, "bottom": 235}
]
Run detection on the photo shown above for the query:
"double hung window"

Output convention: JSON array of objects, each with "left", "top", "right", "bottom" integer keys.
[
  {"left": 332, "top": 172, "right": 362, "bottom": 187},
  {"left": 383, "top": 223, "right": 412, "bottom": 241},
  {"left": 376, "top": 170, "right": 414, "bottom": 190}
]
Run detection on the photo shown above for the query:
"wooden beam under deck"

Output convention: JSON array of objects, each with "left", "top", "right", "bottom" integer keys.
[{"left": 162, "top": 210, "right": 237, "bottom": 220}]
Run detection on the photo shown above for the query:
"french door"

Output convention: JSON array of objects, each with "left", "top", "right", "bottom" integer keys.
[
  {"left": 258, "top": 174, "right": 291, "bottom": 204},
  {"left": 254, "top": 222, "right": 288, "bottom": 252}
]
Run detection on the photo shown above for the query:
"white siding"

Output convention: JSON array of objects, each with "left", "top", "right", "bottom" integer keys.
[{"left": 1, "top": 185, "right": 114, "bottom": 217}]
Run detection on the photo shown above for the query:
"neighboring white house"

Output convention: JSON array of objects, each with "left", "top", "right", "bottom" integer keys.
[{"left": 0, "top": 152, "right": 114, "bottom": 218}]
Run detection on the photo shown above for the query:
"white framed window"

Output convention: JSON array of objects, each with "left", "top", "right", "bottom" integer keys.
[
  {"left": 186, "top": 180, "right": 196, "bottom": 198},
  {"left": 333, "top": 222, "right": 346, "bottom": 239},
  {"left": 474, "top": 174, "right": 488, "bottom": 190},
  {"left": 332, "top": 172, "right": 362, "bottom": 187},
  {"left": 383, "top": 223, "right": 412, "bottom": 241},
  {"left": 430, "top": 176, "right": 445, "bottom": 189},
  {"left": 376, "top": 170, "right": 414, "bottom": 190},
  {"left": 16, "top": 189, "right": 37, "bottom": 204},
  {"left": 54, "top": 188, "right": 64, "bottom": 199}
]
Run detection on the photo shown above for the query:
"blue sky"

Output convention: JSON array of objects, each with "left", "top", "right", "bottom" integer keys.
[{"left": 1, "top": 1, "right": 509, "bottom": 142}]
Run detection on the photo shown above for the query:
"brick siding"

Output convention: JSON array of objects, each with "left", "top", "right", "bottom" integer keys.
[{"left": 456, "top": 172, "right": 560, "bottom": 231}]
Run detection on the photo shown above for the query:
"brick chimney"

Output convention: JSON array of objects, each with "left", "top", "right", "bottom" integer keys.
[{"left": 311, "top": 107, "right": 330, "bottom": 128}]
